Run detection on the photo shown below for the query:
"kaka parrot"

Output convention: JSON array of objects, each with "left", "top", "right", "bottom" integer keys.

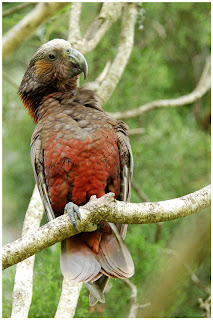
[{"left": 18, "top": 39, "right": 134, "bottom": 305}]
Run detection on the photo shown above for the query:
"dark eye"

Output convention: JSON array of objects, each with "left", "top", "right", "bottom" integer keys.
[
  {"left": 48, "top": 53, "right": 56, "bottom": 60},
  {"left": 66, "top": 48, "right": 71, "bottom": 53}
]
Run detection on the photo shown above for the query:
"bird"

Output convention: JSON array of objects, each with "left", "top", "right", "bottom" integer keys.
[{"left": 18, "top": 38, "right": 134, "bottom": 305}]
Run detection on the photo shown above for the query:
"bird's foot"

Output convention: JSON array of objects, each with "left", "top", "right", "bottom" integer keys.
[{"left": 64, "top": 202, "right": 81, "bottom": 232}]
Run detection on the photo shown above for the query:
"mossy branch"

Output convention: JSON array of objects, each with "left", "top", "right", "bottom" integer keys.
[{"left": 3, "top": 184, "right": 211, "bottom": 271}]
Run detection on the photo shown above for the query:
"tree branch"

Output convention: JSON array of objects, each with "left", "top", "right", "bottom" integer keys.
[
  {"left": 68, "top": 3, "right": 123, "bottom": 54},
  {"left": 109, "top": 55, "right": 211, "bottom": 119},
  {"left": 139, "top": 208, "right": 210, "bottom": 318},
  {"left": 123, "top": 278, "right": 151, "bottom": 318},
  {"left": 164, "top": 248, "right": 210, "bottom": 295},
  {"left": 82, "top": 61, "right": 112, "bottom": 92},
  {"left": 2, "top": 2, "right": 69, "bottom": 59},
  {"left": 97, "top": 3, "right": 137, "bottom": 105},
  {"left": 2, "top": 184, "right": 211, "bottom": 271},
  {"left": 131, "top": 179, "right": 163, "bottom": 243},
  {"left": 129, "top": 128, "right": 145, "bottom": 135},
  {"left": 198, "top": 296, "right": 211, "bottom": 318},
  {"left": 3, "top": 71, "right": 19, "bottom": 89},
  {"left": 131, "top": 178, "right": 150, "bottom": 202},
  {"left": 55, "top": 279, "right": 83, "bottom": 318},
  {"left": 68, "top": 2, "right": 82, "bottom": 44},
  {"left": 2, "top": 2, "right": 35, "bottom": 17},
  {"left": 11, "top": 185, "right": 44, "bottom": 318}
]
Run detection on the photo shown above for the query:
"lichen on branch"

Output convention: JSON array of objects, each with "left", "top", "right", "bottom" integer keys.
[{"left": 2, "top": 184, "right": 211, "bottom": 271}]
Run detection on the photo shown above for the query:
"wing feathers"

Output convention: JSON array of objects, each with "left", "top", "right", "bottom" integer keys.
[{"left": 31, "top": 131, "right": 55, "bottom": 221}]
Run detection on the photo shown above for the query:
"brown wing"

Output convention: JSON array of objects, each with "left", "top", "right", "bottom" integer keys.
[
  {"left": 31, "top": 126, "right": 55, "bottom": 222},
  {"left": 115, "top": 120, "right": 134, "bottom": 237}
]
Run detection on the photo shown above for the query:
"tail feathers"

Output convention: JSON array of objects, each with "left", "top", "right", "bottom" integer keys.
[
  {"left": 97, "top": 223, "right": 134, "bottom": 278},
  {"left": 60, "top": 237, "right": 101, "bottom": 283},
  {"left": 88, "top": 223, "right": 134, "bottom": 306},
  {"left": 60, "top": 223, "right": 134, "bottom": 305},
  {"left": 88, "top": 275, "right": 110, "bottom": 306},
  {"left": 84, "top": 281, "right": 105, "bottom": 304}
]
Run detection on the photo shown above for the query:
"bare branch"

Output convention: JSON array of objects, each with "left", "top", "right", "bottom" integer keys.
[
  {"left": 131, "top": 179, "right": 163, "bottom": 243},
  {"left": 97, "top": 3, "right": 137, "bottom": 105},
  {"left": 3, "top": 71, "right": 19, "bottom": 89},
  {"left": 131, "top": 179, "right": 150, "bottom": 202},
  {"left": 124, "top": 278, "right": 138, "bottom": 317},
  {"left": 3, "top": 2, "right": 69, "bottom": 59},
  {"left": 55, "top": 279, "right": 83, "bottom": 318},
  {"left": 129, "top": 128, "right": 145, "bottom": 135},
  {"left": 2, "top": 2, "right": 34, "bottom": 17},
  {"left": 139, "top": 208, "right": 210, "bottom": 318},
  {"left": 154, "top": 222, "right": 163, "bottom": 243},
  {"left": 198, "top": 296, "right": 211, "bottom": 318},
  {"left": 69, "top": 3, "right": 123, "bottom": 54},
  {"left": 109, "top": 55, "right": 211, "bottom": 120},
  {"left": 124, "top": 278, "right": 151, "bottom": 318},
  {"left": 68, "top": 3, "right": 82, "bottom": 44},
  {"left": 151, "top": 20, "right": 167, "bottom": 40},
  {"left": 2, "top": 184, "right": 211, "bottom": 271},
  {"left": 164, "top": 248, "right": 210, "bottom": 295},
  {"left": 82, "top": 61, "right": 111, "bottom": 92},
  {"left": 197, "top": 56, "right": 211, "bottom": 88},
  {"left": 11, "top": 185, "right": 44, "bottom": 318}
]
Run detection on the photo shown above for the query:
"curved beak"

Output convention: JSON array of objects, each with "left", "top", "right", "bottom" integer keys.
[{"left": 68, "top": 48, "right": 88, "bottom": 80}]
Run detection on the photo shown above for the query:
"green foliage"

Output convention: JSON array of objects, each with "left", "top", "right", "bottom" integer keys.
[
  {"left": 75, "top": 286, "right": 90, "bottom": 318},
  {"left": 2, "top": 266, "right": 16, "bottom": 318},
  {"left": 2, "top": 2, "right": 210, "bottom": 318},
  {"left": 28, "top": 245, "right": 62, "bottom": 318}
]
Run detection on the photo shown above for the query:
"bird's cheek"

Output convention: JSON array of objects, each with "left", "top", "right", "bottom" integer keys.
[{"left": 35, "top": 59, "right": 54, "bottom": 78}]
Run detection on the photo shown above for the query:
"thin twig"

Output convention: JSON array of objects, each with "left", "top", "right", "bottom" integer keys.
[
  {"left": 109, "top": 55, "right": 211, "bottom": 119},
  {"left": 154, "top": 222, "right": 163, "bottom": 243},
  {"left": 139, "top": 210, "right": 210, "bottom": 318},
  {"left": 198, "top": 296, "right": 211, "bottom": 318},
  {"left": 131, "top": 179, "right": 150, "bottom": 202},
  {"left": 2, "top": 2, "right": 34, "bottom": 17},
  {"left": 165, "top": 248, "right": 210, "bottom": 295},
  {"left": 2, "top": 184, "right": 211, "bottom": 271},
  {"left": 2, "top": 71, "right": 19, "bottom": 89},
  {"left": 124, "top": 278, "right": 138, "bottom": 318},
  {"left": 129, "top": 128, "right": 145, "bottom": 135},
  {"left": 124, "top": 278, "right": 151, "bottom": 317}
]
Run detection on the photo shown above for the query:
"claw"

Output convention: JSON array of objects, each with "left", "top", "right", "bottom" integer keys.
[{"left": 64, "top": 202, "right": 81, "bottom": 232}]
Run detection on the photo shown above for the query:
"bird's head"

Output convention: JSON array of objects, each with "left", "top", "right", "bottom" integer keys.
[{"left": 18, "top": 39, "right": 88, "bottom": 122}]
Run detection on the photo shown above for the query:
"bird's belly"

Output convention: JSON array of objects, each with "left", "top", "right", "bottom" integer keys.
[{"left": 43, "top": 130, "right": 120, "bottom": 215}]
